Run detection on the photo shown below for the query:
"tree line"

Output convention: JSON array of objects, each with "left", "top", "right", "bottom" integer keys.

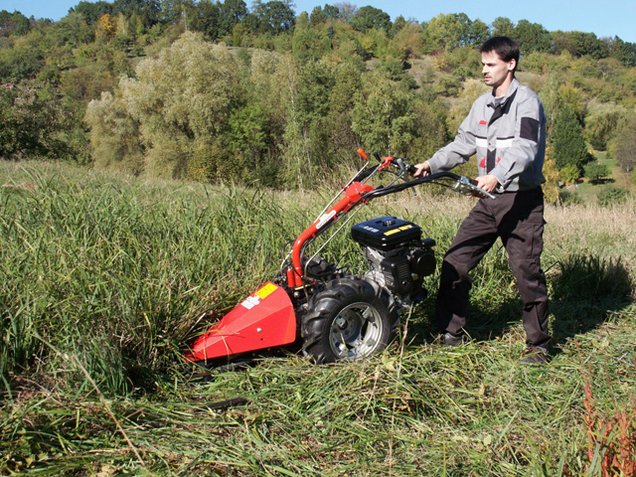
[{"left": 1, "top": 1, "right": 636, "bottom": 192}]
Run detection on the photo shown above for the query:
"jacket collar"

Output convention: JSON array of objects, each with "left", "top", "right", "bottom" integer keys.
[{"left": 487, "top": 78, "right": 519, "bottom": 109}]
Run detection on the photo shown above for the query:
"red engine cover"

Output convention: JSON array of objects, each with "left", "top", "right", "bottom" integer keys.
[{"left": 183, "top": 282, "right": 297, "bottom": 362}]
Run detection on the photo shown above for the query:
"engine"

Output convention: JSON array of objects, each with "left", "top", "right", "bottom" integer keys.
[{"left": 351, "top": 216, "right": 436, "bottom": 304}]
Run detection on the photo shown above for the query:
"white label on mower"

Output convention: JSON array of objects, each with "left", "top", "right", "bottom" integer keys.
[
  {"left": 315, "top": 210, "right": 337, "bottom": 230},
  {"left": 241, "top": 295, "right": 261, "bottom": 310}
]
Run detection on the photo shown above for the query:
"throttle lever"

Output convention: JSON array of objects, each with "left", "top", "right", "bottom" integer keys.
[
  {"left": 392, "top": 157, "right": 417, "bottom": 175},
  {"left": 455, "top": 176, "right": 496, "bottom": 199}
]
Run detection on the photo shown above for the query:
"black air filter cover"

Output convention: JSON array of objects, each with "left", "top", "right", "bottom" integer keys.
[{"left": 351, "top": 216, "right": 422, "bottom": 250}]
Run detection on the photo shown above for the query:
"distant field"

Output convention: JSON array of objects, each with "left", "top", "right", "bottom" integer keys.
[{"left": 1, "top": 161, "right": 634, "bottom": 476}]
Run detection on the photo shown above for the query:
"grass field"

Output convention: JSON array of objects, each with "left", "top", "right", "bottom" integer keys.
[{"left": 1, "top": 161, "right": 634, "bottom": 476}]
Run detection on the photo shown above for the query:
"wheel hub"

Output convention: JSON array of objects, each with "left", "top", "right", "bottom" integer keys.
[{"left": 329, "top": 301, "right": 383, "bottom": 359}]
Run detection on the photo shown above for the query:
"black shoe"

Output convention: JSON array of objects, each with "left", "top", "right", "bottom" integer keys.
[
  {"left": 442, "top": 331, "right": 464, "bottom": 346},
  {"left": 519, "top": 346, "right": 550, "bottom": 364}
]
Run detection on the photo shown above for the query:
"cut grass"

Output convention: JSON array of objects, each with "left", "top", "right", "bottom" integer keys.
[{"left": 1, "top": 161, "right": 635, "bottom": 475}]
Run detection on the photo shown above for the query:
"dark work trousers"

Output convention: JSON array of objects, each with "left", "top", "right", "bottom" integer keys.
[{"left": 436, "top": 188, "right": 550, "bottom": 347}]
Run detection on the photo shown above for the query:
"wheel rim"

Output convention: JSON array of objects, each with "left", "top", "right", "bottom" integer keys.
[{"left": 329, "top": 301, "right": 384, "bottom": 360}]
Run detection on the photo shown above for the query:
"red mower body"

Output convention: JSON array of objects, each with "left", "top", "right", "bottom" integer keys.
[{"left": 183, "top": 282, "right": 297, "bottom": 362}]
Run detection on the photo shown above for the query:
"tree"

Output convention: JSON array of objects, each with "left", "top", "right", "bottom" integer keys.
[
  {"left": 349, "top": 6, "right": 391, "bottom": 33},
  {"left": 611, "top": 114, "right": 636, "bottom": 173},
  {"left": 491, "top": 17, "right": 514, "bottom": 38},
  {"left": 96, "top": 13, "right": 116, "bottom": 41},
  {"left": 84, "top": 91, "right": 144, "bottom": 174},
  {"left": 0, "top": 81, "right": 65, "bottom": 159},
  {"left": 218, "top": 0, "right": 247, "bottom": 36},
  {"left": 513, "top": 20, "right": 551, "bottom": 53},
  {"left": 292, "top": 12, "right": 331, "bottom": 62},
  {"left": 69, "top": 1, "right": 113, "bottom": 25},
  {"left": 406, "top": 92, "right": 449, "bottom": 160},
  {"left": 423, "top": 13, "right": 485, "bottom": 52},
  {"left": 192, "top": 0, "right": 220, "bottom": 39},
  {"left": 552, "top": 31, "right": 608, "bottom": 58},
  {"left": 112, "top": 0, "right": 160, "bottom": 28},
  {"left": 551, "top": 105, "right": 588, "bottom": 173},
  {"left": 605, "top": 36, "right": 636, "bottom": 67},
  {"left": 583, "top": 162, "right": 609, "bottom": 183},
  {"left": 252, "top": 0, "right": 295, "bottom": 35},
  {"left": 351, "top": 70, "right": 417, "bottom": 155},
  {"left": 0, "top": 10, "right": 31, "bottom": 36},
  {"left": 584, "top": 109, "right": 622, "bottom": 151},
  {"left": 93, "top": 32, "right": 243, "bottom": 179}
]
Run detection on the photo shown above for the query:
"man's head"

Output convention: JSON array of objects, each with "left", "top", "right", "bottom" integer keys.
[{"left": 480, "top": 36, "right": 519, "bottom": 95}]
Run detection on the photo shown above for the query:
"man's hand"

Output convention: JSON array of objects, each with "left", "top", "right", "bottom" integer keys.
[
  {"left": 413, "top": 161, "right": 431, "bottom": 178},
  {"left": 475, "top": 174, "right": 501, "bottom": 193}
]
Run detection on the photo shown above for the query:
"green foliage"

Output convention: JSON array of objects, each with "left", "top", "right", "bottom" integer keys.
[
  {"left": 597, "top": 186, "right": 630, "bottom": 207},
  {"left": 0, "top": 81, "right": 66, "bottom": 159},
  {"left": 1, "top": 162, "right": 635, "bottom": 476},
  {"left": 585, "top": 108, "right": 622, "bottom": 151},
  {"left": 252, "top": 0, "right": 295, "bottom": 34},
  {"left": 583, "top": 162, "right": 609, "bottom": 182},
  {"left": 422, "top": 13, "right": 488, "bottom": 52},
  {"left": 84, "top": 91, "right": 144, "bottom": 174},
  {"left": 69, "top": 1, "right": 114, "bottom": 24},
  {"left": 351, "top": 69, "right": 417, "bottom": 155},
  {"left": 2, "top": 1, "right": 636, "bottom": 196},
  {"left": 491, "top": 17, "right": 515, "bottom": 38},
  {"left": 405, "top": 93, "right": 449, "bottom": 160},
  {"left": 123, "top": 32, "right": 242, "bottom": 178},
  {"left": 558, "top": 188, "right": 583, "bottom": 206},
  {"left": 559, "top": 164, "right": 581, "bottom": 184},
  {"left": 514, "top": 19, "right": 552, "bottom": 53},
  {"left": 349, "top": 5, "right": 391, "bottom": 33},
  {"left": 610, "top": 114, "right": 636, "bottom": 173},
  {"left": 0, "top": 10, "right": 31, "bottom": 36},
  {"left": 552, "top": 30, "right": 609, "bottom": 59},
  {"left": 291, "top": 12, "right": 331, "bottom": 62},
  {"left": 434, "top": 46, "right": 481, "bottom": 75},
  {"left": 552, "top": 106, "right": 589, "bottom": 172}
]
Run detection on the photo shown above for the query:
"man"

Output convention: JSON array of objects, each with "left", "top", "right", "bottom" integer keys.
[{"left": 414, "top": 36, "right": 550, "bottom": 364}]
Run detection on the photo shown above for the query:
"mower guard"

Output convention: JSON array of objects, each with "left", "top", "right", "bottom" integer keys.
[{"left": 183, "top": 282, "right": 297, "bottom": 362}]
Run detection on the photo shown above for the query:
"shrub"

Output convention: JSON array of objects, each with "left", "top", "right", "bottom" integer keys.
[
  {"left": 559, "top": 188, "right": 582, "bottom": 206},
  {"left": 583, "top": 162, "right": 609, "bottom": 183},
  {"left": 597, "top": 187, "right": 629, "bottom": 207},
  {"left": 560, "top": 164, "right": 580, "bottom": 185}
]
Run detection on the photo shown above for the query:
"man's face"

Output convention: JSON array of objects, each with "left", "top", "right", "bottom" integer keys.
[{"left": 481, "top": 50, "right": 516, "bottom": 91}]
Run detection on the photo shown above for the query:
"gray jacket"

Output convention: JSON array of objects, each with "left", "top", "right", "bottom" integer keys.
[{"left": 428, "top": 78, "right": 546, "bottom": 192}]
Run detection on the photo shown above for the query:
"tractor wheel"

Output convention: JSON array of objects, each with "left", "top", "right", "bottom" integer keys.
[{"left": 301, "top": 278, "right": 398, "bottom": 364}]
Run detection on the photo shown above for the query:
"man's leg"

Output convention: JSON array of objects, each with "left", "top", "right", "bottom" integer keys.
[
  {"left": 436, "top": 201, "right": 498, "bottom": 335},
  {"left": 500, "top": 190, "right": 550, "bottom": 348}
]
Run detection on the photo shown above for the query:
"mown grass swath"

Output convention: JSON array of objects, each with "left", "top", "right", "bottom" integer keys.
[{"left": 1, "top": 161, "right": 635, "bottom": 475}]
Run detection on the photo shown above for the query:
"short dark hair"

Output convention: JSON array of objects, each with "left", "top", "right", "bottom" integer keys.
[{"left": 480, "top": 36, "right": 520, "bottom": 65}]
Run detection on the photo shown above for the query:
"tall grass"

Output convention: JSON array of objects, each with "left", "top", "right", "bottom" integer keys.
[{"left": 1, "top": 161, "right": 635, "bottom": 475}]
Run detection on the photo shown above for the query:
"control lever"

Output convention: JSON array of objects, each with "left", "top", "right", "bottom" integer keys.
[{"left": 453, "top": 176, "right": 496, "bottom": 199}]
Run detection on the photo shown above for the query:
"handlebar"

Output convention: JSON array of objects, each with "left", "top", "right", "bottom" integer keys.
[{"left": 370, "top": 155, "right": 496, "bottom": 200}]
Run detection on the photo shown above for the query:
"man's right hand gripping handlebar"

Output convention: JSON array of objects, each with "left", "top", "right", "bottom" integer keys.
[{"left": 413, "top": 160, "right": 431, "bottom": 178}]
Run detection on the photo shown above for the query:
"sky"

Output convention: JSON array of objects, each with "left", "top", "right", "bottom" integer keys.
[{"left": 2, "top": 0, "right": 635, "bottom": 43}]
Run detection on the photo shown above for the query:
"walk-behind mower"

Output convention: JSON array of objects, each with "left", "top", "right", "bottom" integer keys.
[{"left": 183, "top": 150, "right": 495, "bottom": 365}]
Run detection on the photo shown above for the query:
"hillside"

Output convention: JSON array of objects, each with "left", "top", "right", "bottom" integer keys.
[
  {"left": 1, "top": 161, "right": 634, "bottom": 475},
  {"left": 1, "top": 2, "right": 636, "bottom": 202}
]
